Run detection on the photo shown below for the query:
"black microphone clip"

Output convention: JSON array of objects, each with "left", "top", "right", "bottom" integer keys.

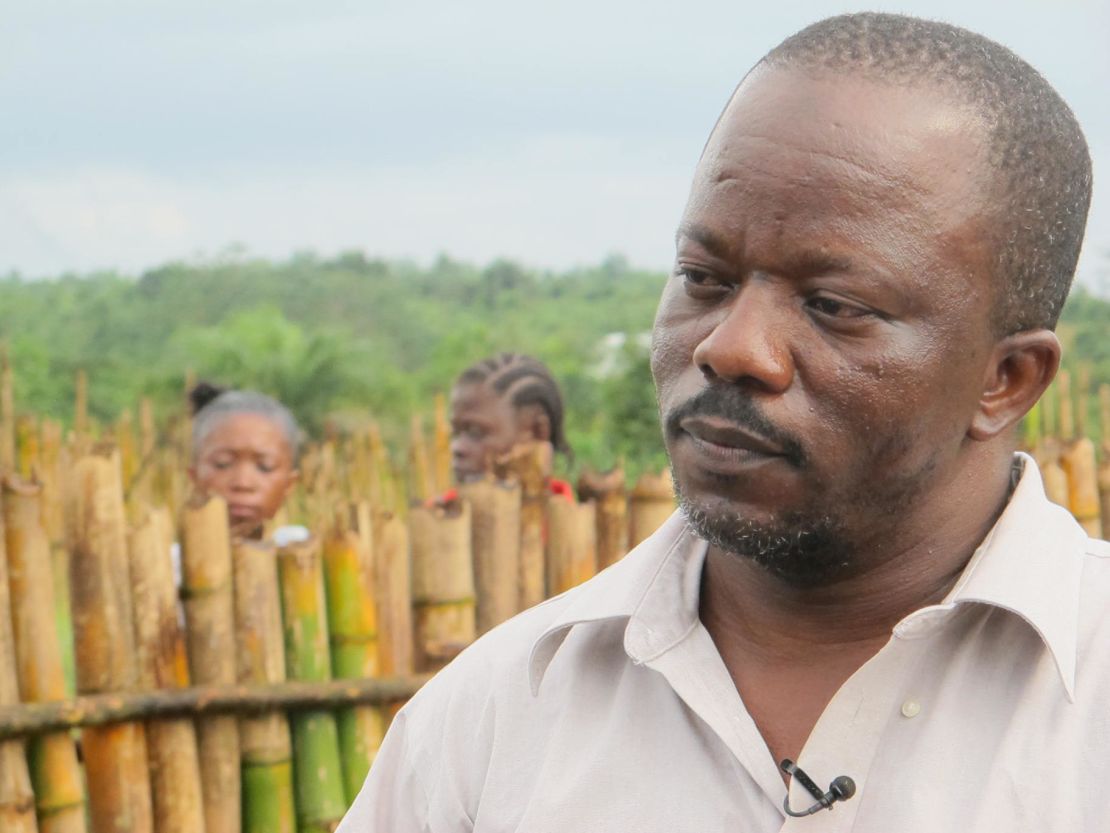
[{"left": 780, "top": 759, "right": 856, "bottom": 818}]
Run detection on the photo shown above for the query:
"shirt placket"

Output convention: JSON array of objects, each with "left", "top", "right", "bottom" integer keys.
[
  {"left": 642, "top": 623, "right": 794, "bottom": 828},
  {"left": 780, "top": 635, "right": 928, "bottom": 833}
]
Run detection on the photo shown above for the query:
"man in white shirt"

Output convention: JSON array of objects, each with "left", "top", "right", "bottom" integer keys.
[{"left": 338, "top": 13, "right": 1103, "bottom": 832}]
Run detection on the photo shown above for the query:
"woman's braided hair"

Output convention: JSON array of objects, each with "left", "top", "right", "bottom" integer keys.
[{"left": 457, "top": 354, "right": 572, "bottom": 458}]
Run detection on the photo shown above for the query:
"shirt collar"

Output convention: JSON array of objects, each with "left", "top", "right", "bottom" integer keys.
[
  {"left": 528, "top": 453, "right": 1087, "bottom": 700},
  {"left": 894, "top": 453, "right": 1086, "bottom": 700},
  {"left": 527, "top": 510, "right": 699, "bottom": 694}
]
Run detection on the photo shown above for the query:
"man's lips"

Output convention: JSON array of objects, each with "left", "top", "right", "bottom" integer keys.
[
  {"left": 679, "top": 416, "right": 785, "bottom": 457},
  {"left": 228, "top": 504, "right": 261, "bottom": 521}
]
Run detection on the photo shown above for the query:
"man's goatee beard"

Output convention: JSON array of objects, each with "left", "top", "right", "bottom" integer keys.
[{"left": 674, "top": 478, "right": 855, "bottom": 588}]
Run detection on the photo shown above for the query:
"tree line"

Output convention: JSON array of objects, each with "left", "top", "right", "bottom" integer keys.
[{"left": 1, "top": 251, "right": 1107, "bottom": 477}]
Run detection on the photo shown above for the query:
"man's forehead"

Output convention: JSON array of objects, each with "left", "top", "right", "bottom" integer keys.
[
  {"left": 704, "top": 65, "right": 989, "bottom": 194},
  {"left": 686, "top": 66, "right": 994, "bottom": 247}
]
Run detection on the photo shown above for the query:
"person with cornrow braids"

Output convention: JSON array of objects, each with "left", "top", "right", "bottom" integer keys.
[{"left": 445, "top": 352, "right": 574, "bottom": 501}]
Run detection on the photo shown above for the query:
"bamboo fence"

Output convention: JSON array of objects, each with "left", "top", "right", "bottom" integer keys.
[{"left": 0, "top": 363, "right": 1105, "bottom": 832}]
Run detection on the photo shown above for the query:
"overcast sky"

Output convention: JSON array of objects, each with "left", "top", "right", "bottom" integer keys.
[{"left": 3, "top": 0, "right": 1107, "bottom": 291}]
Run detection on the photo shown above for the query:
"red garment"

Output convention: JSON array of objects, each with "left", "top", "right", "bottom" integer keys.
[
  {"left": 429, "top": 479, "right": 574, "bottom": 507},
  {"left": 547, "top": 478, "right": 575, "bottom": 502}
]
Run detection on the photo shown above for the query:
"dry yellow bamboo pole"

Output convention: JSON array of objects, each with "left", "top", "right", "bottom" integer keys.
[
  {"left": 0, "top": 345, "right": 15, "bottom": 474},
  {"left": 1036, "top": 379, "right": 1069, "bottom": 507},
  {"left": 139, "top": 398, "right": 156, "bottom": 460},
  {"left": 546, "top": 497, "right": 598, "bottom": 596},
  {"left": 180, "top": 370, "right": 196, "bottom": 460},
  {"left": 73, "top": 371, "right": 89, "bottom": 450},
  {"left": 432, "top": 394, "right": 452, "bottom": 496},
  {"left": 409, "top": 499, "right": 475, "bottom": 670},
  {"left": 365, "top": 425, "right": 385, "bottom": 509},
  {"left": 493, "top": 443, "right": 550, "bottom": 610},
  {"left": 39, "top": 421, "right": 65, "bottom": 542},
  {"left": 408, "top": 414, "right": 432, "bottom": 503},
  {"left": 1061, "top": 369, "right": 1102, "bottom": 537},
  {"left": 578, "top": 468, "right": 629, "bottom": 569},
  {"left": 3, "top": 477, "right": 85, "bottom": 833},
  {"left": 1058, "top": 370, "right": 1075, "bottom": 440},
  {"left": 129, "top": 508, "right": 206, "bottom": 833},
  {"left": 373, "top": 509, "right": 414, "bottom": 678},
  {"left": 1099, "top": 385, "right": 1110, "bottom": 538},
  {"left": 629, "top": 469, "right": 676, "bottom": 548},
  {"left": 459, "top": 477, "right": 522, "bottom": 633},
  {"left": 180, "top": 495, "right": 241, "bottom": 833},
  {"left": 0, "top": 483, "right": 41, "bottom": 833},
  {"left": 67, "top": 447, "right": 153, "bottom": 833},
  {"left": 17, "top": 417, "right": 39, "bottom": 480},
  {"left": 344, "top": 433, "right": 370, "bottom": 504},
  {"left": 350, "top": 503, "right": 374, "bottom": 569},
  {"left": 233, "top": 539, "right": 296, "bottom": 833},
  {"left": 117, "top": 411, "right": 138, "bottom": 491}
]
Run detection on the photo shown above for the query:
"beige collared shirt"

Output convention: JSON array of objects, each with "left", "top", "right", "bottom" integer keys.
[{"left": 338, "top": 455, "right": 1110, "bottom": 832}]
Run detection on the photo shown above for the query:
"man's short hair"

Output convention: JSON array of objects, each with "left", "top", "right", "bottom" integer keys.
[{"left": 759, "top": 13, "right": 1091, "bottom": 334}]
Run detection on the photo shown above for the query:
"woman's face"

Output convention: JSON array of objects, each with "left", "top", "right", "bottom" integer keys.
[
  {"left": 190, "top": 412, "right": 299, "bottom": 537},
  {"left": 449, "top": 382, "right": 518, "bottom": 482}
]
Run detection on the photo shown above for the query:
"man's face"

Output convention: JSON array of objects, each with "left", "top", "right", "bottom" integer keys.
[{"left": 652, "top": 67, "right": 1000, "bottom": 585}]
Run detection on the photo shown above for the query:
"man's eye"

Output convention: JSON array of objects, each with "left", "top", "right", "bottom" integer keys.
[
  {"left": 212, "top": 459, "right": 233, "bottom": 470},
  {"left": 807, "top": 295, "right": 871, "bottom": 319},
  {"left": 678, "top": 268, "right": 730, "bottom": 296},
  {"left": 257, "top": 462, "right": 276, "bottom": 474}
]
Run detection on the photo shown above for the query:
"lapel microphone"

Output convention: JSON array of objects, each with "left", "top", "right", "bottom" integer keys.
[{"left": 780, "top": 759, "right": 856, "bottom": 817}]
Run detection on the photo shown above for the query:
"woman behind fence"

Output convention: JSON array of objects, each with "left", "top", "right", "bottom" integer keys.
[
  {"left": 447, "top": 352, "right": 574, "bottom": 499},
  {"left": 187, "top": 381, "right": 305, "bottom": 542}
]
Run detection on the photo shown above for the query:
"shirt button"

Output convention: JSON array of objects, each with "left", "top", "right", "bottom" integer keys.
[{"left": 901, "top": 700, "right": 921, "bottom": 718}]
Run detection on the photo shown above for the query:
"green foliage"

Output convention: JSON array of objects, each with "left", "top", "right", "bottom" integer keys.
[{"left": 1, "top": 254, "right": 1108, "bottom": 474}]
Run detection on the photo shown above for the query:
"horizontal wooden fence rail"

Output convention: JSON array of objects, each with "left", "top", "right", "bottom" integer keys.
[{"left": 0, "top": 676, "right": 432, "bottom": 742}]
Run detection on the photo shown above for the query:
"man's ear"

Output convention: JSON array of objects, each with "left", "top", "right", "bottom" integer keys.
[{"left": 968, "top": 329, "right": 1061, "bottom": 441}]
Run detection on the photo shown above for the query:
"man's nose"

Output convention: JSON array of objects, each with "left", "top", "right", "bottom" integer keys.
[{"left": 692, "top": 281, "right": 794, "bottom": 392}]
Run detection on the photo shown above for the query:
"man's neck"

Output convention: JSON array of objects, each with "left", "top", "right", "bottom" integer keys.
[{"left": 697, "top": 452, "right": 1018, "bottom": 767}]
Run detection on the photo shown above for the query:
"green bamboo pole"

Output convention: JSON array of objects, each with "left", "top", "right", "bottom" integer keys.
[
  {"left": 39, "top": 421, "right": 76, "bottom": 698},
  {"left": 0, "top": 490, "right": 38, "bottom": 833},
  {"left": 181, "top": 495, "right": 241, "bottom": 833},
  {"left": 233, "top": 539, "right": 296, "bottom": 833},
  {"left": 321, "top": 523, "right": 385, "bottom": 802},
  {"left": 67, "top": 447, "right": 153, "bottom": 833},
  {"left": 3, "top": 477, "right": 85, "bottom": 833},
  {"left": 277, "top": 538, "right": 346, "bottom": 832},
  {"left": 129, "top": 507, "right": 206, "bottom": 833}
]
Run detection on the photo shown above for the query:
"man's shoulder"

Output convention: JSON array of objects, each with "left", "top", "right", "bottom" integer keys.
[{"left": 403, "top": 568, "right": 630, "bottom": 720}]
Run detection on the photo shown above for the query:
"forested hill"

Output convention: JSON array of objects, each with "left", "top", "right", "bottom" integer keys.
[{"left": 0, "top": 252, "right": 1107, "bottom": 474}]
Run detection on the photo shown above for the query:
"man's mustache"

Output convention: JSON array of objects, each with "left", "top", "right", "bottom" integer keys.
[{"left": 664, "top": 386, "right": 807, "bottom": 468}]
